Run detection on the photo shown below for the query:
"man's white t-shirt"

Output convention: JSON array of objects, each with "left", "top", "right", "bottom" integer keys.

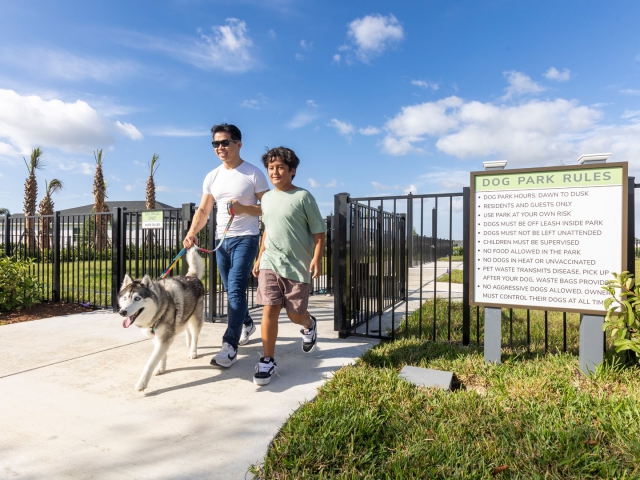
[{"left": 202, "top": 161, "right": 269, "bottom": 239}]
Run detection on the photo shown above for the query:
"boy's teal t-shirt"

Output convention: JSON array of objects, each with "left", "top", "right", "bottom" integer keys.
[{"left": 259, "top": 188, "right": 326, "bottom": 284}]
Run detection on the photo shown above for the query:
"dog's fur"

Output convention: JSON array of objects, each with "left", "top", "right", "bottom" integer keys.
[{"left": 118, "top": 248, "right": 205, "bottom": 392}]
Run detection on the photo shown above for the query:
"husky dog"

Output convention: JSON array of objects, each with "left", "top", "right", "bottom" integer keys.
[{"left": 118, "top": 247, "right": 205, "bottom": 392}]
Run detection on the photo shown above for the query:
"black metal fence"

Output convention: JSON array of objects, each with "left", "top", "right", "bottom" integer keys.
[{"left": 2, "top": 205, "right": 333, "bottom": 320}]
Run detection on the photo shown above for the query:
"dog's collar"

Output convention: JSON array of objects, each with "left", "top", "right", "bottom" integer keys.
[{"left": 148, "top": 306, "right": 178, "bottom": 336}]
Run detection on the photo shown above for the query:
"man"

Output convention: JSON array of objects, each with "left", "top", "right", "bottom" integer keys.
[{"left": 183, "top": 123, "right": 269, "bottom": 367}]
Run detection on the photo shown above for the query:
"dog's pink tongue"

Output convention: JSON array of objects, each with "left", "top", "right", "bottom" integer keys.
[{"left": 122, "top": 316, "right": 134, "bottom": 328}]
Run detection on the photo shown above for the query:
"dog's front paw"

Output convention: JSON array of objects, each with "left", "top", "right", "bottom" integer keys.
[
  {"left": 188, "top": 351, "right": 198, "bottom": 359},
  {"left": 134, "top": 380, "right": 147, "bottom": 392}
]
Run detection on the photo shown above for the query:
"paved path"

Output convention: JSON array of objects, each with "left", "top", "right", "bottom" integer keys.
[{"left": 0, "top": 295, "right": 378, "bottom": 479}]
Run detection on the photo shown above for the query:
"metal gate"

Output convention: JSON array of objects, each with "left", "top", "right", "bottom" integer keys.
[{"left": 332, "top": 191, "right": 470, "bottom": 342}]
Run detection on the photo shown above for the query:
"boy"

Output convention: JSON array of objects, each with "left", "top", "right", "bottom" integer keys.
[{"left": 251, "top": 147, "right": 326, "bottom": 385}]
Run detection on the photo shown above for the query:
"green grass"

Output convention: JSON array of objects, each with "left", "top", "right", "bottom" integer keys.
[
  {"left": 437, "top": 268, "right": 463, "bottom": 284},
  {"left": 395, "top": 298, "right": 582, "bottom": 354},
  {"left": 438, "top": 255, "right": 463, "bottom": 262},
  {"left": 254, "top": 342, "right": 640, "bottom": 479}
]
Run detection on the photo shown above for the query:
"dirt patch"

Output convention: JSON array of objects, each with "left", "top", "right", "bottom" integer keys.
[{"left": 0, "top": 302, "right": 100, "bottom": 325}]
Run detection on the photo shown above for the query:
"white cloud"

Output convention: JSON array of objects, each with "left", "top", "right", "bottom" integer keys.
[
  {"left": 411, "top": 80, "right": 439, "bottom": 90},
  {"left": 0, "top": 89, "right": 142, "bottom": 156},
  {"left": 148, "top": 127, "right": 209, "bottom": 137},
  {"left": 404, "top": 184, "right": 417, "bottom": 194},
  {"left": 295, "top": 53, "right": 305, "bottom": 61},
  {"left": 308, "top": 178, "right": 320, "bottom": 188},
  {"left": 622, "top": 110, "right": 640, "bottom": 119},
  {"left": 620, "top": 88, "right": 640, "bottom": 95},
  {"left": 130, "top": 18, "right": 256, "bottom": 73},
  {"left": 0, "top": 47, "right": 140, "bottom": 82},
  {"left": 381, "top": 95, "right": 610, "bottom": 165},
  {"left": 287, "top": 112, "right": 317, "bottom": 129},
  {"left": 332, "top": 54, "right": 341, "bottom": 64},
  {"left": 328, "top": 118, "right": 355, "bottom": 139},
  {"left": 502, "top": 71, "right": 545, "bottom": 100},
  {"left": 346, "top": 14, "right": 404, "bottom": 62},
  {"left": 325, "top": 179, "right": 337, "bottom": 188},
  {"left": 241, "top": 99, "right": 260, "bottom": 109},
  {"left": 300, "top": 39, "right": 312, "bottom": 50},
  {"left": 306, "top": 99, "right": 318, "bottom": 107},
  {"left": 359, "top": 126, "right": 381, "bottom": 136},
  {"left": 544, "top": 67, "right": 571, "bottom": 82}
]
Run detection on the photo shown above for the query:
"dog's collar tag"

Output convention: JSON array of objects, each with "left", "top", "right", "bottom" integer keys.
[{"left": 150, "top": 322, "right": 158, "bottom": 335}]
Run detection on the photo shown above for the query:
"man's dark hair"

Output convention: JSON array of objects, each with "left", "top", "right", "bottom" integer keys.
[
  {"left": 211, "top": 123, "right": 242, "bottom": 141},
  {"left": 261, "top": 147, "right": 300, "bottom": 179}
]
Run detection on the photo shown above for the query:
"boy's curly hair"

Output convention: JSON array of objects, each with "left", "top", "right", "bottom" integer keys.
[{"left": 261, "top": 147, "right": 300, "bottom": 179}]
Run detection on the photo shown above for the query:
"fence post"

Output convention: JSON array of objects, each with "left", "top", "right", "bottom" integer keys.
[
  {"left": 333, "top": 193, "right": 350, "bottom": 337},
  {"left": 208, "top": 206, "right": 217, "bottom": 320},
  {"left": 628, "top": 177, "right": 635, "bottom": 277},
  {"left": 407, "top": 192, "right": 413, "bottom": 268},
  {"left": 326, "top": 215, "right": 332, "bottom": 294},
  {"left": 431, "top": 207, "right": 437, "bottom": 262},
  {"left": 377, "top": 205, "right": 384, "bottom": 319},
  {"left": 181, "top": 203, "right": 195, "bottom": 276},
  {"left": 462, "top": 187, "right": 471, "bottom": 346},
  {"left": 399, "top": 213, "right": 406, "bottom": 301},
  {"left": 52, "top": 211, "right": 61, "bottom": 302},
  {"left": 111, "top": 207, "right": 122, "bottom": 312},
  {"left": 4, "top": 213, "right": 10, "bottom": 257}
]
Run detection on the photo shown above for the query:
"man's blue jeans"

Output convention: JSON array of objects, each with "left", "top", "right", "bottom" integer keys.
[{"left": 216, "top": 234, "right": 259, "bottom": 349}]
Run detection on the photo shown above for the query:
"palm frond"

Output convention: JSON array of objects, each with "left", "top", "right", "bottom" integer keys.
[
  {"left": 0, "top": 207, "right": 9, "bottom": 215},
  {"left": 23, "top": 147, "right": 45, "bottom": 174},
  {"left": 46, "top": 178, "right": 64, "bottom": 196},
  {"left": 94, "top": 148, "right": 105, "bottom": 166},
  {"left": 149, "top": 153, "right": 160, "bottom": 177}
]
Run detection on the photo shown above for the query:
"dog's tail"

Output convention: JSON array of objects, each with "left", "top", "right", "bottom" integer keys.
[{"left": 185, "top": 247, "right": 205, "bottom": 280}]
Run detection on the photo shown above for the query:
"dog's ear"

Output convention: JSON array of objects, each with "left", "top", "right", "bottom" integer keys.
[
  {"left": 121, "top": 274, "right": 133, "bottom": 289},
  {"left": 141, "top": 275, "right": 152, "bottom": 287}
]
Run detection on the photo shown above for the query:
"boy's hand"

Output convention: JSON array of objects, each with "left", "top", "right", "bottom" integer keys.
[
  {"left": 309, "top": 257, "right": 322, "bottom": 279},
  {"left": 252, "top": 261, "right": 260, "bottom": 278}
]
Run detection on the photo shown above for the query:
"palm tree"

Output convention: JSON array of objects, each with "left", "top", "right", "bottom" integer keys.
[
  {"left": 93, "top": 149, "right": 110, "bottom": 250},
  {"left": 23, "top": 147, "right": 44, "bottom": 249},
  {"left": 146, "top": 153, "right": 159, "bottom": 210},
  {"left": 0, "top": 207, "right": 9, "bottom": 215},
  {"left": 37, "top": 179, "right": 63, "bottom": 250}
]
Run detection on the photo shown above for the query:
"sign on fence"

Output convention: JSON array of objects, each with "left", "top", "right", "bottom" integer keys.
[
  {"left": 141, "top": 211, "right": 163, "bottom": 230},
  {"left": 470, "top": 162, "right": 628, "bottom": 314}
]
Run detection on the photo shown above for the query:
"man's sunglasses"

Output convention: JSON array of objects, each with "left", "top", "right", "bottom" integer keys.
[{"left": 212, "top": 139, "right": 239, "bottom": 148}]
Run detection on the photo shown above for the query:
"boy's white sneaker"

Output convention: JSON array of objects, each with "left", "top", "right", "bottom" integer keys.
[
  {"left": 253, "top": 356, "right": 277, "bottom": 385},
  {"left": 211, "top": 342, "right": 237, "bottom": 367},
  {"left": 301, "top": 315, "right": 317, "bottom": 353},
  {"left": 239, "top": 322, "right": 256, "bottom": 346}
]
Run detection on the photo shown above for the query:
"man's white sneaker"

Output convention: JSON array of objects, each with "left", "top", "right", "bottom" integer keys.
[
  {"left": 211, "top": 342, "right": 237, "bottom": 367},
  {"left": 301, "top": 315, "right": 317, "bottom": 353},
  {"left": 253, "top": 356, "right": 277, "bottom": 385},
  {"left": 239, "top": 322, "right": 256, "bottom": 346}
]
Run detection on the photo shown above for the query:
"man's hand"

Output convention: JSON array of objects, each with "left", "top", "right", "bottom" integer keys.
[
  {"left": 183, "top": 234, "right": 198, "bottom": 249},
  {"left": 309, "top": 257, "right": 322, "bottom": 279},
  {"left": 229, "top": 199, "right": 245, "bottom": 214}
]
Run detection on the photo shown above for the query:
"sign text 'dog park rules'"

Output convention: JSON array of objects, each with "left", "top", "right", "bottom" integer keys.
[{"left": 471, "top": 164, "right": 627, "bottom": 314}]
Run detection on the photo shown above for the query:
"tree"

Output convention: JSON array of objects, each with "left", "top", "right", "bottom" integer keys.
[
  {"left": 23, "top": 147, "right": 44, "bottom": 250},
  {"left": 0, "top": 207, "right": 9, "bottom": 215},
  {"left": 37, "top": 179, "right": 63, "bottom": 249},
  {"left": 146, "top": 153, "right": 159, "bottom": 210},
  {"left": 93, "top": 149, "right": 110, "bottom": 250}
]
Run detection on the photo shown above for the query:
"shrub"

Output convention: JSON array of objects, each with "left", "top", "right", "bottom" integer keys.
[
  {"left": 0, "top": 256, "right": 41, "bottom": 312},
  {"left": 452, "top": 245, "right": 463, "bottom": 256},
  {"left": 602, "top": 271, "right": 640, "bottom": 356}
]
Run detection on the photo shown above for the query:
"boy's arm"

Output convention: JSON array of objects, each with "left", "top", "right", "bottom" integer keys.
[
  {"left": 252, "top": 227, "right": 267, "bottom": 278},
  {"left": 309, "top": 232, "right": 326, "bottom": 279}
]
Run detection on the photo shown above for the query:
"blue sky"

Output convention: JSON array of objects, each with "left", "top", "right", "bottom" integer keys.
[{"left": 1, "top": 0, "right": 640, "bottom": 226}]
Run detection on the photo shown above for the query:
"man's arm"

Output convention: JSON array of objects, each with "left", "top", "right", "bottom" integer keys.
[
  {"left": 229, "top": 189, "right": 268, "bottom": 216},
  {"left": 309, "top": 232, "right": 326, "bottom": 279},
  {"left": 183, "top": 193, "right": 215, "bottom": 248},
  {"left": 252, "top": 227, "right": 267, "bottom": 278}
]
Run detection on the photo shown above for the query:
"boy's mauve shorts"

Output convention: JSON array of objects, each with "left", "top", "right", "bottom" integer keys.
[{"left": 256, "top": 269, "right": 310, "bottom": 314}]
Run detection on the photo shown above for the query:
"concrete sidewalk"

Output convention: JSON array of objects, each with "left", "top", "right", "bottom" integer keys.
[{"left": 0, "top": 295, "right": 378, "bottom": 479}]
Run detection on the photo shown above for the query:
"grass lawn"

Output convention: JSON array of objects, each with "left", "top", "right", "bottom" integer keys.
[{"left": 255, "top": 342, "right": 639, "bottom": 479}]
